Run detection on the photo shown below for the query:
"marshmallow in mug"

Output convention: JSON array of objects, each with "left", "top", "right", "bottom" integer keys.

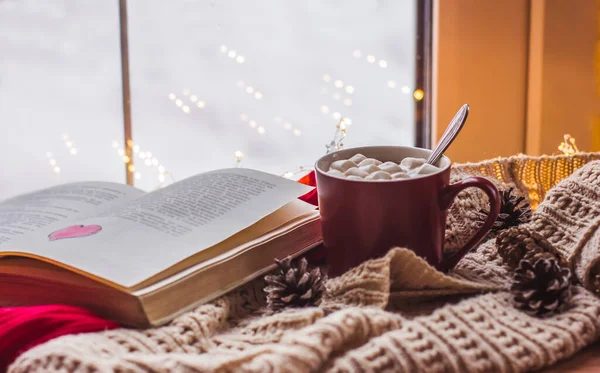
[{"left": 328, "top": 154, "right": 439, "bottom": 180}]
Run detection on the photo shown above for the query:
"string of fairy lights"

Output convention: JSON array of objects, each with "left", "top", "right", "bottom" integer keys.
[
  {"left": 169, "top": 89, "right": 206, "bottom": 114},
  {"left": 234, "top": 118, "right": 348, "bottom": 178},
  {"left": 234, "top": 150, "right": 245, "bottom": 167},
  {"left": 150, "top": 45, "right": 415, "bottom": 182},
  {"left": 46, "top": 152, "right": 60, "bottom": 174},
  {"left": 351, "top": 49, "right": 420, "bottom": 98},
  {"left": 326, "top": 118, "right": 348, "bottom": 154},
  {"left": 320, "top": 74, "right": 353, "bottom": 125},
  {"left": 226, "top": 46, "right": 417, "bottom": 176},
  {"left": 45, "top": 133, "right": 79, "bottom": 174},
  {"left": 217, "top": 45, "right": 414, "bottom": 176},
  {"left": 322, "top": 74, "right": 354, "bottom": 107},
  {"left": 273, "top": 117, "right": 302, "bottom": 137},
  {"left": 240, "top": 113, "right": 266, "bottom": 134},
  {"left": 42, "top": 44, "right": 417, "bottom": 187},
  {"left": 237, "top": 81, "right": 264, "bottom": 101},
  {"left": 220, "top": 45, "right": 246, "bottom": 65},
  {"left": 111, "top": 140, "right": 175, "bottom": 187},
  {"left": 62, "top": 133, "right": 78, "bottom": 155}
]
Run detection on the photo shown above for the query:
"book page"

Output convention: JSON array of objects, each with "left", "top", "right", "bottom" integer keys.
[
  {"left": 0, "top": 182, "right": 143, "bottom": 247},
  {"left": 2, "top": 169, "right": 313, "bottom": 288}
]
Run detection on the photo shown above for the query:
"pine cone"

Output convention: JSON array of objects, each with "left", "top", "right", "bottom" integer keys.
[
  {"left": 511, "top": 258, "right": 572, "bottom": 316},
  {"left": 480, "top": 187, "right": 532, "bottom": 232},
  {"left": 264, "top": 257, "right": 326, "bottom": 311},
  {"left": 496, "top": 226, "right": 565, "bottom": 269},
  {"left": 523, "top": 250, "right": 560, "bottom": 264}
]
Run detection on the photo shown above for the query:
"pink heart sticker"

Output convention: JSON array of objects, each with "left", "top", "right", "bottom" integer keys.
[{"left": 48, "top": 224, "right": 102, "bottom": 241}]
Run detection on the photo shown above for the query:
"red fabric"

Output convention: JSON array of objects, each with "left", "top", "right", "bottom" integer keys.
[
  {"left": 0, "top": 305, "right": 119, "bottom": 372},
  {"left": 297, "top": 170, "right": 318, "bottom": 206},
  {"left": 297, "top": 170, "right": 316, "bottom": 187},
  {"left": 0, "top": 172, "right": 319, "bottom": 371}
]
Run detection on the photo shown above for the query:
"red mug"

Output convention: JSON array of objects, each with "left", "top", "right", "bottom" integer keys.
[{"left": 315, "top": 146, "right": 500, "bottom": 276}]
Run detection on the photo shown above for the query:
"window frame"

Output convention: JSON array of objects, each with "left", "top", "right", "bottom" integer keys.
[{"left": 415, "top": 0, "right": 433, "bottom": 148}]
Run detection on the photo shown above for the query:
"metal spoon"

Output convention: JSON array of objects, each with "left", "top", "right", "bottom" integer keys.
[{"left": 426, "top": 104, "right": 470, "bottom": 165}]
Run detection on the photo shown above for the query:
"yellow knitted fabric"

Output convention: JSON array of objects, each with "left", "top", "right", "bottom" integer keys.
[
  {"left": 453, "top": 152, "right": 600, "bottom": 209},
  {"left": 9, "top": 154, "right": 600, "bottom": 373}
]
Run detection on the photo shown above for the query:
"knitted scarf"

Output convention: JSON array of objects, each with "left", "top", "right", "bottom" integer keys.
[{"left": 8, "top": 155, "right": 600, "bottom": 373}]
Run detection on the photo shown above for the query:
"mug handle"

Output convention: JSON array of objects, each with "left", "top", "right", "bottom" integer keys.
[{"left": 438, "top": 177, "right": 501, "bottom": 272}]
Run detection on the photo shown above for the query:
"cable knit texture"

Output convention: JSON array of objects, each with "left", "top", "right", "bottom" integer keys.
[{"left": 9, "top": 155, "right": 600, "bottom": 373}]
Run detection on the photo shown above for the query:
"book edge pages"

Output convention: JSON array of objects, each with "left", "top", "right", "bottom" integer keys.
[{"left": 135, "top": 212, "right": 320, "bottom": 296}]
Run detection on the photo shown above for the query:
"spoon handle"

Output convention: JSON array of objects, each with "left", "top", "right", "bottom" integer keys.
[{"left": 427, "top": 104, "right": 469, "bottom": 165}]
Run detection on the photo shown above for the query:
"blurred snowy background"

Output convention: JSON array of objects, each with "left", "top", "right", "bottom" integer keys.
[{"left": 0, "top": 0, "right": 416, "bottom": 199}]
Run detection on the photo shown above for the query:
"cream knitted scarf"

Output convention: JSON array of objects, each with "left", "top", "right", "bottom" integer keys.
[{"left": 9, "top": 155, "right": 600, "bottom": 373}]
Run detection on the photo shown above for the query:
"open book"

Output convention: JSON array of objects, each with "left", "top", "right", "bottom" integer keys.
[{"left": 0, "top": 168, "right": 321, "bottom": 327}]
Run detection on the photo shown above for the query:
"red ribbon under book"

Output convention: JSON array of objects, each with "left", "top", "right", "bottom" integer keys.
[{"left": 297, "top": 170, "right": 318, "bottom": 205}]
